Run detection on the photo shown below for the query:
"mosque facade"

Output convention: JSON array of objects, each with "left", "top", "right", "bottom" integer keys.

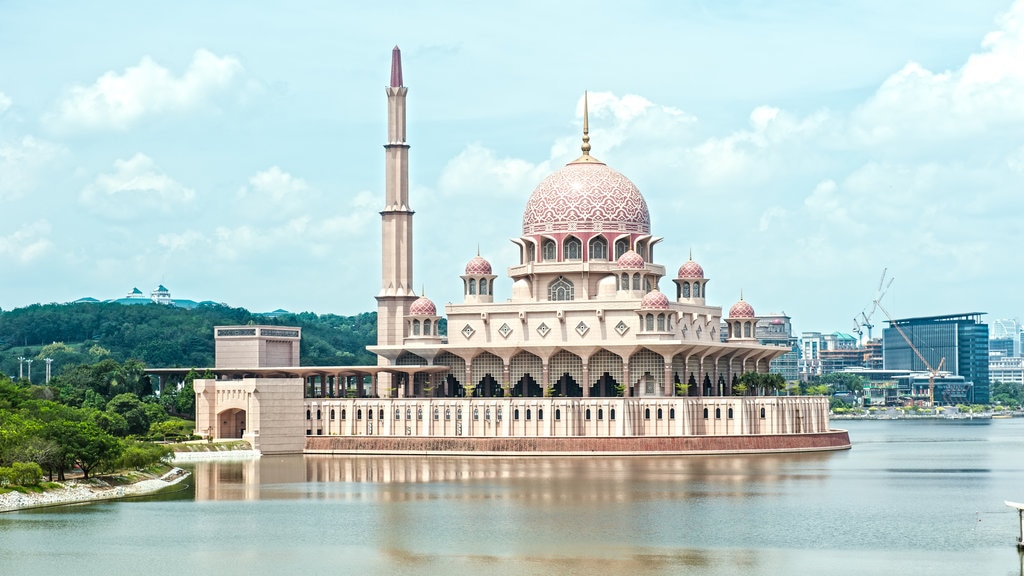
[{"left": 190, "top": 47, "right": 850, "bottom": 454}]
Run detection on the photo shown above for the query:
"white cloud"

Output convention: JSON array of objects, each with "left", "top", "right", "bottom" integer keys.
[
  {"left": 438, "top": 144, "right": 551, "bottom": 198},
  {"left": 0, "top": 91, "right": 10, "bottom": 115},
  {"left": 0, "top": 221, "right": 52, "bottom": 263},
  {"left": 81, "top": 153, "right": 195, "bottom": 218},
  {"left": 48, "top": 49, "right": 243, "bottom": 132},
  {"left": 238, "top": 166, "right": 310, "bottom": 202},
  {"left": 0, "top": 136, "right": 65, "bottom": 200}
]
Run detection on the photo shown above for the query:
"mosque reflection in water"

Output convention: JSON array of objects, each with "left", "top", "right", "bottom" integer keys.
[{"left": 190, "top": 453, "right": 832, "bottom": 503}]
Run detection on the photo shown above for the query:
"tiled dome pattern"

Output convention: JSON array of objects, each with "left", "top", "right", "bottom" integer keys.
[
  {"left": 522, "top": 162, "right": 650, "bottom": 235},
  {"left": 464, "top": 255, "right": 492, "bottom": 275},
  {"left": 409, "top": 296, "right": 437, "bottom": 316},
  {"left": 617, "top": 250, "right": 645, "bottom": 270},
  {"left": 677, "top": 259, "right": 705, "bottom": 279},
  {"left": 729, "top": 299, "right": 755, "bottom": 319},
  {"left": 640, "top": 290, "right": 670, "bottom": 310}
]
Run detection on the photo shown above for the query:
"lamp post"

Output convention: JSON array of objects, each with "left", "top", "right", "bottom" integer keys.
[
  {"left": 17, "top": 357, "right": 25, "bottom": 380},
  {"left": 26, "top": 359, "right": 33, "bottom": 383},
  {"left": 44, "top": 358, "right": 53, "bottom": 383}
]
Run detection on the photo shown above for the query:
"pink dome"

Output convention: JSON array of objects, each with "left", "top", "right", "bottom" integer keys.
[
  {"left": 640, "top": 290, "right": 670, "bottom": 310},
  {"left": 465, "top": 255, "right": 492, "bottom": 275},
  {"left": 522, "top": 161, "right": 650, "bottom": 236},
  {"left": 617, "top": 249, "right": 645, "bottom": 270},
  {"left": 677, "top": 259, "right": 704, "bottom": 279},
  {"left": 409, "top": 296, "right": 437, "bottom": 316},
  {"left": 729, "top": 299, "right": 755, "bottom": 319}
]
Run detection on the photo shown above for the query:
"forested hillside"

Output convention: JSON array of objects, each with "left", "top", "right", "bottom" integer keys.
[{"left": 0, "top": 302, "right": 379, "bottom": 381}]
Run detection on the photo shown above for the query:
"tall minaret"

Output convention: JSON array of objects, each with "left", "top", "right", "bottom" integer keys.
[{"left": 376, "top": 46, "right": 417, "bottom": 386}]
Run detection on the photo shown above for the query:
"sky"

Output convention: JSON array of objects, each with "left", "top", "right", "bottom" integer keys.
[{"left": 2, "top": 0, "right": 1023, "bottom": 337}]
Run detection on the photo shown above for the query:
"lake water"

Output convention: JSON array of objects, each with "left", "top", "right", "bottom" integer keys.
[{"left": 3, "top": 419, "right": 1024, "bottom": 575}]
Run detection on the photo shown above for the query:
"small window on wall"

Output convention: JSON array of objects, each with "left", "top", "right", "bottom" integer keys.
[
  {"left": 395, "top": 409, "right": 401, "bottom": 420},
  {"left": 760, "top": 407, "right": 766, "bottom": 419},
  {"left": 728, "top": 408, "right": 734, "bottom": 419},
  {"left": 615, "top": 239, "right": 629, "bottom": 259},
  {"left": 542, "top": 239, "right": 556, "bottom": 261},
  {"left": 379, "top": 409, "right": 384, "bottom": 420},
  {"left": 468, "top": 279, "right": 477, "bottom": 295},
  {"left": 555, "top": 409, "right": 562, "bottom": 420},
  {"left": 644, "top": 408, "right": 651, "bottom": 420},
  {"left": 610, "top": 408, "right": 615, "bottom": 420},
  {"left": 657, "top": 408, "right": 663, "bottom": 420},
  {"left": 341, "top": 409, "right": 347, "bottom": 420},
  {"left": 589, "top": 236, "right": 608, "bottom": 260},
  {"left": 306, "top": 409, "right": 311, "bottom": 420},
  {"left": 538, "top": 409, "right": 544, "bottom": 420},
  {"left": 316, "top": 410, "right": 321, "bottom": 420},
  {"left": 598, "top": 408, "right": 604, "bottom": 420},
  {"left": 669, "top": 408, "right": 675, "bottom": 420},
  {"left": 330, "top": 409, "right": 336, "bottom": 420},
  {"left": 514, "top": 409, "right": 521, "bottom": 420},
  {"left": 357, "top": 409, "right": 363, "bottom": 420},
  {"left": 434, "top": 408, "right": 439, "bottom": 420},
  {"left": 586, "top": 409, "right": 591, "bottom": 420},
  {"left": 564, "top": 237, "right": 582, "bottom": 260},
  {"left": 715, "top": 408, "right": 721, "bottom": 419},
  {"left": 703, "top": 408, "right": 708, "bottom": 419},
  {"left": 526, "top": 409, "right": 532, "bottom": 420}
]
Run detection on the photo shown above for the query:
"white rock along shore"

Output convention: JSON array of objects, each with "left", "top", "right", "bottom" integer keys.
[
  {"left": 171, "top": 449, "right": 260, "bottom": 462},
  {"left": 0, "top": 467, "right": 190, "bottom": 513}
]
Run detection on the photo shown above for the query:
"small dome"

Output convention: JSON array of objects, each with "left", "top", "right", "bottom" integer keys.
[
  {"left": 640, "top": 289, "right": 670, "bottom": 310},
  {"left": 677, "top": 259, "right": 704, "bottom": 279},
  {"left": 465, "top": 255, "right": 492, "bottom": 275},
  {"left": 409, "top": 296, "right": 437, "bottom": 316},
  {"left": 617, "top": 250, "right": 645, "bottom": 270},
  {"left": 729, "top": 299, "right": 755, "bottom": 319}
]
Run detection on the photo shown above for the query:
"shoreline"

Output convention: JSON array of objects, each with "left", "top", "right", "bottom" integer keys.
[
  {"left": 172, "top": 449, "right": 260, "bottom": 462},
  {"left": 0, "top": 467, "right": 191, "bottom": 513}
]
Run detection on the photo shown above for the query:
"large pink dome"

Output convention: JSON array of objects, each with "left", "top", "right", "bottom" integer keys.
[
  {"left": 409, "top": 296, "right": 437, "bottom": 316},
  {"left": 677, "top": 259, "right": 705, "bottom": 279},
  {"left": 729, "top": 299, "right": 755, "bottom": 319},
  {"left": 522, "top": 161, "right": 650, "bottom": 236},
  {"left": 640, "top": 289, "right": 670, "bottom": 310},
  {"left": 617, "top": 249, "right": 645, "bottom": 270},
  {"left": 465, "top": 255, "right": 492, "bottom": 275}
]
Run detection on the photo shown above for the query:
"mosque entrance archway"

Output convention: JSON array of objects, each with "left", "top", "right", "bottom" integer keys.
[
  {"left": 474, "top": 374, "right": 504, "bottom": 397},
  {"left": 554, "top": 373, "right": 583, "bottom": 397},
  {"left": 218, "top": 408, "right": 246, "bottom": 439},
  {"left": 512, "top": 374, "right": 543, "bottom": 397},
  {"left": 590, "top": 372, "right": 621, "bottom": 397}
]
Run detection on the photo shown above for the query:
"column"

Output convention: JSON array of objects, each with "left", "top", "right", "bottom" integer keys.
[
  {"left": 663, "top": 358, "right": 674, "bottom": 397},
  {"left": 582, "top": 363, "right": 590, "bottom": 398}
]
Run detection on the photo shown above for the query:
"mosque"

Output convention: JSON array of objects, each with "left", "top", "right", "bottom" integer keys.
[{"left": 187, "top": 48, "right": 850, "bottom": 455}]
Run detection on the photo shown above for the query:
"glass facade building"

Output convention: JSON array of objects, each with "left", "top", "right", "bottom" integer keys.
[{"left": 882, "top": 312, "right": 989, "bottom": 404}]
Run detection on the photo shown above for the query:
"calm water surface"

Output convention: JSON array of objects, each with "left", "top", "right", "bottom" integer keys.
[{"left": 3, "top": 419, "right": 1024, "bottom": 575}]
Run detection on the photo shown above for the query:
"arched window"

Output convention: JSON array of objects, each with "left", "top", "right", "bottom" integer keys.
[
  {"left": 589, "top": 236, "right": 608, "bottom": 260},
  {"left": 598, "top": 408, "right": 604, "bottom": 420},
  {"left": 306, "top": 409, "right": 311, "bottom": 420},
  {"left": 479, "top": 280, "right": 487, "bottom": 295},
  {"left": 526, "top": 409, "right": 532, "bottom": 420},
  {"left": 468, "top": 279, "right": 477, "bottom": 295},
  {"left": 412, "top": 320, "right": 420, "bottom": 336},
  {"left": 632, "top": 274, "right": 641, "bottom": 290},
  {"left": 682, "top": 282, "right": 690, "bottom": 298},
  {"left": 433, "top": 408, "right": 439, "bottom": 420},
  {"left": 760, "top": 407, "right": 766, "bottom": 419},
  {"left": 330, "top": 409, "right": 336, "bottom": 420},
  {"left": 542, "top": 239, "right": 556, "bottom": 261},
  {"left": 744, "top": 322, "right": 752, "bottom": 338},
  {"left": 548, "top": 276, "right": 574, "bottom": 301},
  {"left": 514, "top": 409, "right": 520, "bottom": 420},
  {"left": 424, "top": 319, "right": 432, "bottom": 335},
  {"left": 644, "top": 408, "right": 651, "bottom": 420},
  {"left": 657, "top": 315, "right": 666, "bottom": 331},
  {"left": 715, "top": 408, "right": 721, "bottom": 419},
  {"left": 610, "top": 408, "right": 616, "bottom": 420},
  {"left": 645, "top": 314, "right": 654, "bottom": 331},
  {"left": 473, "top": 408, "right": 479, "bottom": 421},
  {"left": 728, "top": 408, "right": 734, "bottom": 419},
  {"left": 379, "top": 409, "right": 384, "bottom": 420},
  {"left": 615, "top": 239, "right": 629, "bottom": 259},
  {"left": 538, "top": 408, "right": 544, "bottom": 420},
  {"left": 657, "top": 408, "right": 663, "bottom": 420},
  {"left": 636, "top": 240, "right": 647, "bottom": 260},
  {"left": 526, "top": 244, "right": 536, "bottom": 263},
  {"left": 395, "top": 409, "right": 401, "bottom": 420},
  {"left": 703, "top": 408, "right": 708, "bottom": 419},
  {"left": 620, "top": 273, "right": 629, "bottom": 290},
  {"left": 564, "top": 237, "right": 582, "bottom": 260},
  {"left": 316, "top": 409, "right": 321, "bottom": 420},
  {"left": 669, "top": 408, "right": 675, "bottom": 419},
  {"left": 357, "top": 409, "right": 363, "bottom": 420},
  {"left": 555, "top": 408, "right": 561, "bottom": 420},
  {"left": 694, "top": 283, "right": 701, "bottom": 297},
  {"left": 341, "top": 409, "right": 347, "bottom": 420},
  {"left": 586, "top": 408, "right": 591, "bottom": 420},
  {"left": 445, "top": 408, "right": 451, "bottom": 420}
]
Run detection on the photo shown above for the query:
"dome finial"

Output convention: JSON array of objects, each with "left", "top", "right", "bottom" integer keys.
[
  {"left": 688, "top": 248, "right": 693, "bottom": 261},
  {"left": 571, "top": 91, "right": 602, "bottom": 164}
]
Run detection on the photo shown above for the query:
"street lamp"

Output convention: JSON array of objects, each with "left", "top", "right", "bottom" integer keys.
[
  {"left": 17, "top": 357, "right": 25, "bottom": 380},
  {"left": 44, "top": 358, "right": 53, "bottom": 383},
  {"left": 26, "top": 359, "right": 32, "bottom": 382}
]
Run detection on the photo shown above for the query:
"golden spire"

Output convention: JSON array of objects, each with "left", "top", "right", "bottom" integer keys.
[{"left": 571, "top": 91, "right": 602, "bottom": 164}]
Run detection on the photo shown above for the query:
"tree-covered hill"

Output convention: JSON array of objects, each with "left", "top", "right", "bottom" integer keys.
[{"left": 0, "top": 302, "right": 378, "bottom": 381}]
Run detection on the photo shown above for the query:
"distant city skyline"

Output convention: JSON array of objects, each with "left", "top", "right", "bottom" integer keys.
[{"left": 2, "top": 1, "right": 1024, "bottom": 336}]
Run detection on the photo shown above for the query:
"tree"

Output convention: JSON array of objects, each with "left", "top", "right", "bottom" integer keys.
[{"left": 70, "top": 421, "right": 120, "bottom": 480}]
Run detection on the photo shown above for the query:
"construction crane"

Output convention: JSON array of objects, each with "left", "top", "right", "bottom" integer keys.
[
  {"left": 859, "top": 268, "right": 893, "bottom": 341},
  {"left": 874, "top": 297, "right": 946, "bottom": 406}
]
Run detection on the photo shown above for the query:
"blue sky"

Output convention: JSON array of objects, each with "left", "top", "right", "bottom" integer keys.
[{"left": 2, "top": 0, "right": 1023, "bottom": 337}]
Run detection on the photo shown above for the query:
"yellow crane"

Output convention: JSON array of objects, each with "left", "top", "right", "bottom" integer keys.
[{"left": 874, "top": 298, "right": 946, "bottom": 405}]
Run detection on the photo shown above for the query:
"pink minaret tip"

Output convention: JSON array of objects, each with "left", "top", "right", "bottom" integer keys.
[{"left": 390, "top": 46, "right": 403, "bottom": 87}]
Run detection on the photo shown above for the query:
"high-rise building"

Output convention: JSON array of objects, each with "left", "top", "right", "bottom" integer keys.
[
  {"left": 756, "top": 313, "right": 798, "bottom": 382},
  {"left": 883, "top": 313, "right": 989, "bottom": 404}
]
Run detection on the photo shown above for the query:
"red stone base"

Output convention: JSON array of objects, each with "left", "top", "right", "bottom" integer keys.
[{"left": 304, "top": 430, "right": 851, "bottom": 455}]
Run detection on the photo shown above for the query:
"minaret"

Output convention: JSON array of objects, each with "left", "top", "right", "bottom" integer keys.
[{"left": 376, "top": 46, "right": 417, "bottom": 383}]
